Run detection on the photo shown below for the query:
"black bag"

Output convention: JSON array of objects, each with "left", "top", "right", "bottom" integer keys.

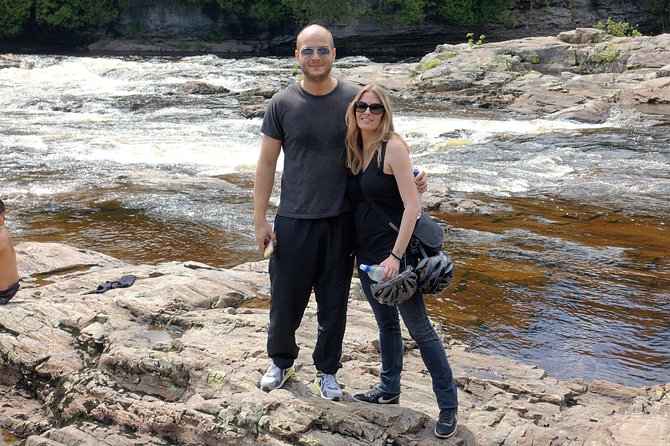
[{"left": 406, "top": 212, "right": 445, "bottom": 259}]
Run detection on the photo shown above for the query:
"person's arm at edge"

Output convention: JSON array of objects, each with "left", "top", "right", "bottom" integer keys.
[
  {"left": 253, "top": 134, "right": 282, "bottom": 252},
  {"left": 380, "top": 137, "right": 420, "bottom": 281}
]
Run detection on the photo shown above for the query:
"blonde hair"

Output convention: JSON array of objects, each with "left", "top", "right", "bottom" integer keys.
[{"left": 345, "top": 84, "right": 409, "bottom": 175}]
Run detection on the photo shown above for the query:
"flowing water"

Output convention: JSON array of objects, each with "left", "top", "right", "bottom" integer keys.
[{"left": 1, "top": 54, "right": 668, "bottom": 388}]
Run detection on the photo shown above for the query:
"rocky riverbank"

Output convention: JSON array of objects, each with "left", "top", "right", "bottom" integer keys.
[
  {"left": 3, "top": 29, "right": 669, "bottom": 125},
  {"left": 1, "top": 242, "right": 668, "bottom": 445},
  {"left": 334, "top": 28, "right": 670, "bottom": 124},
  {"left": 410, "top": 28, "right": 670, "bottom": 123},
  {"left": 93, "top": 28, "right": 670, "bottom": 124}
]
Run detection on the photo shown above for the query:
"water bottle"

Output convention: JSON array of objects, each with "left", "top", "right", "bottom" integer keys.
[
  {"left": 359, "top": 264, "right": 384, "bottom": 282},
  {"left": 413, "top": 168, "right": 423, "bottom": 215}
]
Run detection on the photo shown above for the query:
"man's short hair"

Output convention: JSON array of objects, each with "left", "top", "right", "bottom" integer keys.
[{"left": 0, "top": 199, "right": 5, "bottom": 213}]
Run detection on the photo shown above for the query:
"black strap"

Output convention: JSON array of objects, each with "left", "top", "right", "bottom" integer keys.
[
  {"left": 357, "top": 174, "right": 399, "bottom": 233},
  {"left": 356, "top": 143, "right": 399, "bottom": 233}
]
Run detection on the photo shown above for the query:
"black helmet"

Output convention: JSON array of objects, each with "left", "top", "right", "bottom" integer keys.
[
  {"left": 370, "top": 266, "right": 418, "bottom": 306},
  {"left": 414, "top": 252, "right": 454, "bottom": 295}
]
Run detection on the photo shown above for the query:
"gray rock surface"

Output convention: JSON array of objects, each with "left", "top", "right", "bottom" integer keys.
[
  {"left": 410, "top": 30, "right": 670, "bottom": 123},
  {"left": 1, "top": 242, "right": 668, "bottom": 445}
]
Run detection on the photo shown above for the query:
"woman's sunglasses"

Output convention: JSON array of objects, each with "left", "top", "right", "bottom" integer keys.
[
  {"left": 300, "top": 47, "right": 331, "bottom": 57},
  {"left": 354, "top": 101, "right": 385, "bottom": 115}
]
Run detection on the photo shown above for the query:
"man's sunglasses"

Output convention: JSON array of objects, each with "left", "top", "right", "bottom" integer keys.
[
  {"left": 354, "top": 101, "right": 385, "bottom": 115},
  {"left": 300, "top": 47, "right": 331, "bottom": 57}
]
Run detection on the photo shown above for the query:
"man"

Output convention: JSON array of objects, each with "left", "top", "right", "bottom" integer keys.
[
  {"left": 0, "top": 199, "right": 20, "bottom": 305},
  {"left": 253, "top": 24, "right": 425, "bottom": 401}
]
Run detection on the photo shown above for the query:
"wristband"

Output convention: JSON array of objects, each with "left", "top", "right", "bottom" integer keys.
[{"left": 390, "top": 251, "right": 402, "bottom": 261}]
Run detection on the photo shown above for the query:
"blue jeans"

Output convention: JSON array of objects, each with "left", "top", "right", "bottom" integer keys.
[{"left": 359, "top": 271, "right": 458, "bottom": 409}]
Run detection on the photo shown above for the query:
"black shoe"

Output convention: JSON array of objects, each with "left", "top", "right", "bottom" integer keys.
[
  {"left": 353, "top": 387, "right": 400, "bottom": 405},
  {"left": 434, "top": 408, "right": 458, "bottom": 438}
]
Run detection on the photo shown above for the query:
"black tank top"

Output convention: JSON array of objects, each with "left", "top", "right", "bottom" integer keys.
[{"left": 346, "top": 141, "right": 405, "bottom": 263}]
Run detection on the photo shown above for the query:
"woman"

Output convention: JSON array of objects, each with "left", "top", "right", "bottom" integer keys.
[{"left": 345, "top": 84, "right": 459, "bottom": 439}]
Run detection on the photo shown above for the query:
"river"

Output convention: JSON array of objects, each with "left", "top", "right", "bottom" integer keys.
[{"left": 0, "top": 54, "right": 668, "bottom": 388}]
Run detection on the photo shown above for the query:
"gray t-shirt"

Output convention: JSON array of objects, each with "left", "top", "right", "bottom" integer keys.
[{"left": 261, "top": 80, "right": 360, "bottom": 218}]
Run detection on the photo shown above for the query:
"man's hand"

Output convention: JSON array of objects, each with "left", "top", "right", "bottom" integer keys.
[
  {"left": 414, "top": 169, "right": 428, "bottom": 193},
  {"left": 255, "top": 220, "right": 276, "bottom": 256}
]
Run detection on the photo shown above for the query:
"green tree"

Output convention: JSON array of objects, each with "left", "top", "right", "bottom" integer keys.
[
  {"left": 248, "top": 0, "right": 287, "bottom": 23},
  {"left": 178, "top": 0, "right": 512, "bottom": 26},
  {"left": 436, "top": 0, "right": 478, "bottom": 26},
  {"left": 281, "top": 0, "right": 368, "bottom": 25},
  {"left": 645, "top": 0, "right": 669, "bottom": 29},
  {"left": 0, "top": 0, "right": 32, "bottom": 37},
  {"left": 210, "top": 0, "right": 366, "bottom": 24},
  {"left": 431, "top": 0, "right": 512, "bottom": 26},
  {"left": 213, "top": 0, "right": 246, "bottom": 15},
  {"left": 377, "top": 0, "right": 426, "bottom": 23},
  {"left": 34, "top": 0, "right": 128, "bottom": 31}
]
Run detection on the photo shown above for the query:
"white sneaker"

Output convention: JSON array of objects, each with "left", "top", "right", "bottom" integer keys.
[
  {"left": 260, "top": 363, "right": 295, "bottom": 392},
  {"left": 314, "top": 371, "right": 343, "bottom": 401}
]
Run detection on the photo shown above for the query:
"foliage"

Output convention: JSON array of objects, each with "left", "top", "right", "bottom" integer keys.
[
  {"left": 374, "top": 0, "right": 425, "bottom": 24},
  {"left": 594, "top": 43, "right": 619, "bottom": 64},
  {"left": 249, "top": 0, "right": 289, "bottom": 23},
  {"left": 593, "top": 17, "right": 642, "bottom": 37},
  {"left": 212, "top": 0, "right": 244, "bottom": 15},
  {"left": 203, "top": 28, "right": 227, "bottom": 42},
  {"left": 433, "top": 0, "right": 513, "bottom": 26},
  {"left": 417, "top": 59, "right": 440, "bottom": 71},
  {"left": 281, "top": 0, "right": 368, "bottom": 25},
  {"left": 466, "top": 32, "right": 486, "bottom": 45},
  {"left": 437, "top": 1, "right": 477, "bottom": 26},
  {"left": 499, "top": 9, "right": 518, "bottom": 28},
  {"left": 5, "top": 0, "right": 663, "bottom": 44},
  {"left": 0, "top": 0, "right": 131, "bottom": 37},
  {"left": 0, "top": 0, "right": 32, "bottom": 37},
  {"left": 0, "top": 0, "right": 529, "bottom": 40},
  {"left": 35, "top": 0, "right": 128, "bottom": 30},
  {"left": 645, "top": 0, "right": 670, "bottom": 29}
]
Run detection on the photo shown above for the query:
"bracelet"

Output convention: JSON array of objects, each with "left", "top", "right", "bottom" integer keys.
[{"left": 390, "top": 251, "right": 402, "bottom": 261}]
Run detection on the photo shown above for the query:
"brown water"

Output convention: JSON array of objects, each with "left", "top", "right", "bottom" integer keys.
[
  {"left": 0, "top": 429, "right": 21, "bottom": 446},
  {"left": 427, "top": 196, "right": 668, "bottom": 386}
]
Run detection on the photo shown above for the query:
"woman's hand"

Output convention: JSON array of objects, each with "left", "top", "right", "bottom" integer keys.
[{"left": 380, "top": 255, "right": 400, "bottom": 281}]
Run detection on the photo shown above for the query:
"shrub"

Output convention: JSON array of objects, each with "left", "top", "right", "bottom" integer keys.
[
  {"left": 595, "top": 43, "right": 619, "bottom": 63},
  {"left": 593, "top": 17, "right": 643, "bottom": 37},
  {"left": 466, "top": 33, "right": 486, "bottom": 46},
  {"left": 417, "top": 59, "right": 440, "bottom": 71}
]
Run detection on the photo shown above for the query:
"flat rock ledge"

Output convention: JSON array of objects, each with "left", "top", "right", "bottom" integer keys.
[
  {"left": 411, "top": 29, "right": 670, "bottom": 123},
  {"left": 1, "top": 242, "right": 668, "bottom": 446}
]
